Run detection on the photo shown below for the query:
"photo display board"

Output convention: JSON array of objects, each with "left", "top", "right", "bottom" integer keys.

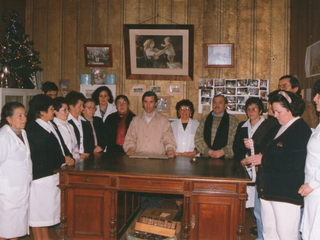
[{"left": 198, "top": 78, "right": 269, "bottom": 114}]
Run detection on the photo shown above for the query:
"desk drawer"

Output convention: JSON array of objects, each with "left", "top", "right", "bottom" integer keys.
[
  {"left": 68, "top": 174, "right": 109, "bottom": 185},
  {"left": 119, "top": 177, "right": 182, "bottom": 191},
  {"left": 193, "top": 182, "right": 237, "bottom": 193}
]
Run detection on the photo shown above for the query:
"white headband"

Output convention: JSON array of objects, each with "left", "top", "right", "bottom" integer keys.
[{"left": 278, "top": 91, "right": 292, "bottom": 103}]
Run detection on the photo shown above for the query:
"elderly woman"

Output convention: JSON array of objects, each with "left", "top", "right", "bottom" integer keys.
[
  {"left": 92, "top": 86, "right": 117, "bottom": 123},
  {"left": 171, "top": 99, "right": 199, "bottom": 157},
  {"left": 299, "top": 79, "right": 320, "bottom": 240},
  {"left": 0, "top": 102, "right": 31, "bottom": 240},
  {"left": 26, "top": 94, "right": 74, "bottom": 240},
  {"left": 105, "top": 95, "right": 135, "bottom": 154},
  {"left": 81, "top": 98, "right": 105, "bottom": 153},
  {"left": 245, "top": 91, "right": 311, "bottom": 240}
]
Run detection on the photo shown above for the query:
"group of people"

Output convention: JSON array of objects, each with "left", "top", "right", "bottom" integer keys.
[{"left": 1, "top": 74, "right": 320, "bottom": 240}]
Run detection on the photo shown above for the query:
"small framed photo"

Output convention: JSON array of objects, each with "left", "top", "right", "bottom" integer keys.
[
  {"left": 59, "top": 79, "right": 70, "bottom": 89},
  {"left": 205, "top": 43, "right": 234, "bottom": 68},
  {"left": 150, "top": 86, "right": 162, "bottom": 94},
  {"left": 157, "top": 96, "right": 170, "bottom": 113},
  {"left": 130, "top": 84, "right": 146, "bottom": 96},
  {"left": 167, "top": 84, "right": 182, "bottom": 96},
  {"left": 84, "top": 44, "right": 112, "bottom": 67}
]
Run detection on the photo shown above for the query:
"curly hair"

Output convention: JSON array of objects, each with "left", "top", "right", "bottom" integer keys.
[
  {"left": 175, "top": 99, "right": 195, "bottom": 118},
  {"left": 91, "top": 86, "right": 114, "bottom": 105}
]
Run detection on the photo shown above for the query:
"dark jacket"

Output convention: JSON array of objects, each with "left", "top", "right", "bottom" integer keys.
[
  {"left": 257, "top": 118, "right": 311, "bottom": 205},
  {"left": 233, "top": 116, "right": 279, "bottom": 162},
  {"left": 105, "top": 111, "right": 135, "bottom": 153},
  {"left": 82, "top": 116, "right": 106, "bottom": 153},
  {"left": 26, "top": 120, "right": 65, "bottom": 180}
]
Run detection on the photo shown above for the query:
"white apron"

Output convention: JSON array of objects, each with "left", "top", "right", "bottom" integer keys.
[{"left": 0, "top": 125, "right": 32, "bottom": 238}]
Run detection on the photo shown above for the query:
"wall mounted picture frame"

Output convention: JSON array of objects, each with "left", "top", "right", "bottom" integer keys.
[
  {"left": 167, "top": 84, "right": 182, "bottom": 96},
  {"left": 84, "top": 44, "right": 113, "bottom": 67},
  {"left": 205, "top": 43, "right": 234, "bottom": 68},
  {"left": 157, "top": 96, "right": 170, "bottom": 113},
  {"left": 123, "top": 24, "right": 194, "bottom": 81},
  {"left": 130, "top": 84, "right": 146, "bottom": 97},
  {"left": 305, "top": 40, "right": 320, "bottom": 77}
]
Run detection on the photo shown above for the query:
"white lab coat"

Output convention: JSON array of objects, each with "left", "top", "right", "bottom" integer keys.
[
  {"left": 94, "top": 104, "right": 117, "bottom": 122},
  {"left": 301, "top": 124, "right": 320, "bottom": 240},
  {"left": 0, "top": 125, "right": 32, "bottom": 239},
  {"left": 171, "top": 118, "right": 199, "bottom": 153}
]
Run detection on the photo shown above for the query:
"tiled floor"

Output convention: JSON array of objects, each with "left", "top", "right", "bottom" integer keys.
[{"left": 19, "top": 208, "right": 257, "bottom": 240}]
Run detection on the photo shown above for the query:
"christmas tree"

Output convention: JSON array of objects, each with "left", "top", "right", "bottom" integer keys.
[{"left": 0, "top": 10, "right": 42, "bottom": 88}]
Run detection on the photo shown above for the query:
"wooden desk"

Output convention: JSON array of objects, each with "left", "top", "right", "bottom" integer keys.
[{"left": 56, "top": 154, "right": 250, "bottom": 240}]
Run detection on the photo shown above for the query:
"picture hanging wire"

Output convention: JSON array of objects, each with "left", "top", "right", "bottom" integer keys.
[{"left": 138, "top": 14, "right": 179, "bottom": 25}]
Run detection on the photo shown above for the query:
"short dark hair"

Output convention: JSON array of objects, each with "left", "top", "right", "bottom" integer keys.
[
  {"left": 42, "top": 81, "right": 58, "bottom": 93},
  {"left": 175, "top": 99, "right": 195, "bottom": 118},
  {"left": 0, "top": 102, "right": 25, "bottom": 127},
  {"left": 213, "top": 94, "right": 227, "bottom": 104},
  {"left": 27, "top": 94, "right": 54, "bottom": 121},
  {"left": 83, "top": 98, "right": 95, "bottom": 107},
  {"left": 267, "top": 90, "right": 281, "bottom": 103},
  {"left": 279, "top": 75, "right": 301, "bottom": 96},
  {"left": 65, "top": 91, "right": 86, "bottom": 107},
  {"left": 91, "top": 86, "right": 114, "bottom": 105},
  {"left": 314, "top": 79, "right": 320, "bottom": 95},
  {"left": 115, "top": 95, "right": 130, "bottom": 105},
  {"left": 142, "top": 91, "right": 158, "bottom": 102},
  {"left": 53, "top": 97, "right": 67, "bottom": 112},
  {"left": 245, "top": 97, "right": 264, "bottom": 115},
  {"left": 270, "top": 90, "right": 305, "bottom": 117}
]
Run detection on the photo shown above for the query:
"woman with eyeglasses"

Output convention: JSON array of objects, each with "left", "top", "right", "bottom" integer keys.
[
  {"left": 91, "top": 86, "right": 117, "bottom": 123},
  {"left": 105, "top": 95, "right": 135, "bottom": 154},
  {"left": 81, "top": 98, "right": 105, "bottom": 153},
  {"left": 25, "top": 94, "right": 74, "bottom": 240},
  {"left": 171, "top": 99, "right": 199, "bottom": 157},
  {"left": 52, "top": 97, "right": 79, "bottom": 160}
]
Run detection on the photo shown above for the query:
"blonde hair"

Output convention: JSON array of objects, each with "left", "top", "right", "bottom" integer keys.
[{"left": 143, "top": 39, "right": 154, "bottom": 51}]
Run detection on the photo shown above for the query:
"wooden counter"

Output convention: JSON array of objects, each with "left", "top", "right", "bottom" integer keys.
[{"left": 56, "top": 154, "right": 250, "bottom": 240}]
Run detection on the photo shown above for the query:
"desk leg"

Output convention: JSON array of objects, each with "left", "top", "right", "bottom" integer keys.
[
  {"left": 59, "top": 187, "right": 67, "bottom": 240},
  {"left": 109, "top": 191, "right": 117, "bottom": 240},
  {"left": 236, "top": 196, "right": 246, "bottom": 240},
  {"left": 182, "top": 196, "right": 190, "bottom": 240}
]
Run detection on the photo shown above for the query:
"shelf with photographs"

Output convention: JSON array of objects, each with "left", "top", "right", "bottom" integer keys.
[{"left": 198, "top": 78, "right": 269, "bottom": 114}]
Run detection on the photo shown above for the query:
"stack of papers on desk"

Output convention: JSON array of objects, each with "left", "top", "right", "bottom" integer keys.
[{"left": 129, "top": 152, "right": 169, "bottom": 159}]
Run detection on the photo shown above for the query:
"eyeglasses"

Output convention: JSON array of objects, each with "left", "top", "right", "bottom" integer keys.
[
  {"left": 278, "top": 84, "right": 291, "bottom": 89},
  {"left": 246, "top": 108, "right": 259, "bottom": 112},
  {"left": 179, "top": 108, "right": 190, "bottom": 111},
  {"left": 85, "top": 106, "right": 97, "bottom": 110},
  {"left": 59, "top": 109, "right": 69, "bottom": 113},
  {"left": 116, "top": 101, "right": 128, "bottom": 105},
  {"left": 48, "top": 106, "right": 55, "bottom": 111}
]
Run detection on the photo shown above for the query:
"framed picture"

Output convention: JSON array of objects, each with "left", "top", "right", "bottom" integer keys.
[
  {"left": 305, "top": 40, "right": 320, "bottom": 77},
  {"left": 167, "top": 84, "right": 182, "bottom": 96},
  {"left": 123, "top": 24, "right": 194, "bottom": 81},
  {"left": 205, "top": 43, "right": 234, "bottom": 68},
  {"left": 130, "top": 84, "right": 146, "bottom": 97},
  {"left": 84, "top": 44, "right": 113, "bottom": 67},
  {"left": 157, "top": 96, "right": 170, "bottom": 113}
]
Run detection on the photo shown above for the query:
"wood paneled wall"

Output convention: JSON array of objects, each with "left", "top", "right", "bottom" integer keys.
[
  {"left": 290, "top": 0, "right": 320, "bottom": 95},
  {"left": 24, "top": 0, "right": 290, "bottom": 120}
]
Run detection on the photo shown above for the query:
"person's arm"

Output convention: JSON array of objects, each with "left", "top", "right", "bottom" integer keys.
[
  {"left": 222, "top": 116, "right": 239, "bottom": 158},
  {"left": 194, "top": 116, "right": 210, "bottom": 157},
  {"left": 162, "top": 120, "right": 177, "bottom": 155},
  {"left": 123, "top": 117, "right": 138, "bottom": 154}
]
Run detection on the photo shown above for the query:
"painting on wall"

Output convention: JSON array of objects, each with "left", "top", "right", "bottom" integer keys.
[
  {"left": 84, "top": 44, "right": 113, "bottom": 67},
  {"left": 305, "top": 40, "right": 320, "bottom": 78},
  {"left": 205, "top": 43, "right": 234, "bottom": 68},
  {"left": 123, "top": 24, "right": 194, "bottom": 81}
]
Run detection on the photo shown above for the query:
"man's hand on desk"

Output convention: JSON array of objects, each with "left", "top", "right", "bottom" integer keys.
[
  {"left": 126, "top": 149, "right": 136, "bottom": 155},
  {"left": 208, "top": 149, "right": 224, "bottom": 158},
  {"left": 167, "top": 150, "right": 175, "bottom": 158}
]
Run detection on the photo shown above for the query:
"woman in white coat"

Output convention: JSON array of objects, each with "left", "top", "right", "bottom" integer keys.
[
  {"left": 91, "top": 86, "right": 117, "bottom": 123},
  {"left": 299, "top": 79, "right": 320, "bottom": 240},
  {"left": 0, "top": 102, "right": 32, "bottom": 240},
  {"left": 171, "top": 99, "right": 199, "bottom": 157}
]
